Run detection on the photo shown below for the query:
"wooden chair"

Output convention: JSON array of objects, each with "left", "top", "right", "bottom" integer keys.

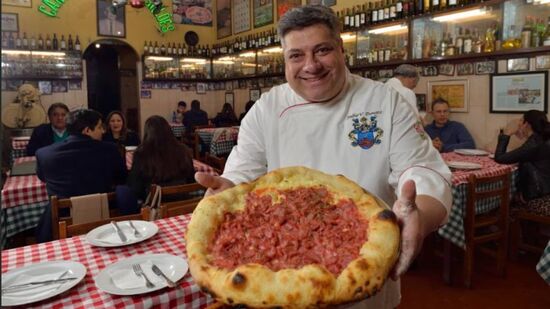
[
  {"left": 510, "top": 196, "right": 550, "bottom": 259},
  {"left": 443, "top": 170, "right": 511, "bottom": 288},
  {"left": 149, "top": 182, "right": 205, "bottom": 201},
  {"left": 182, "top": 132, "right": 200, "bottom": 159},
  {"left": 159, "top": 197, "right": 202, "bottom": 218},
  {"left": 204, "top": 152, "right": 226, "bottom": 174},
  {"left": 58, "top": 208, "right": 150, "bottom": 239}
]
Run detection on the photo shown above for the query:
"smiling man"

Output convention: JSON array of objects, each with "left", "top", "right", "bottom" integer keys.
[
  {"left": 26, "top": 102, "right": 70, "bottom": 156},
  {"left": 194, "top": 5, "right": 452, "bottom": 308}
]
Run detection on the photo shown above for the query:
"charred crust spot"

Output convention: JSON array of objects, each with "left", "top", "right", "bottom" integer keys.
[
  {"left": 232, "top": 272, "right": 246, "bottom": 287},
  {"left": 346, "top": 272, "right": 357, "bottom": 285},
  {"left": 377, "top": 209, "right": 397, "bottom": 222},
  {"left": 364, "top": 280, "right": 370, "bottom": 286},
  {"left": 262, "top": 301, "right": 267, "bottom": 305},
  {"left": 227, "top": 298, "right": 234, "bottom": 304},
  {"left": 356, "top": 259, "right": 369, "bottom": 271},
  {"left": 354, "top": 286, "right": 363, "bottom": 295},
  {"left": 200, "top": 285, "right": 217, "bottom": 298},
  {"left": 200, "top": 265, "right": 209, "bottom": 272}
]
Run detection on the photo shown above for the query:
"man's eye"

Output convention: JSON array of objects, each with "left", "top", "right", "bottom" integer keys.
[
  {"left": 315, "top": 47, "right": 332, "bottom": 55},
  {"left": 288, "top": 54, "right": 302, "bottom": 60}
]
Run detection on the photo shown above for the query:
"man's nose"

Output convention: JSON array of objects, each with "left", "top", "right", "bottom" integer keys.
[{"left": 303, "top": 54, "right": 322, "bottom": 72}]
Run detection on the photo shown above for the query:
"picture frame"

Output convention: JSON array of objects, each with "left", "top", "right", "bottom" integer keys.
[
  {"left": 2, "top": 0, "right": 31, "bottom": 7},
  {"left": 535, "top": 55, "right": 550, "bottom": 70},
  {"left": 438, "top": 63, "right": 455, "bottom": 76},
  {"left": 140, "top": 90, "right": 152, "bottom": 99},
  {"left": 250, "top": 88, "right": 261, "bottom": 101},
  {"left": 52, "top": 81, "right": 68, "bottom": 93},
  {"left": 1, "top": 13, "right": 18, "bottom": 32},
  {"left": 225, "top": 81, "right": 233, "bottom": 91},
  {"left": 378, "top": 69, "right": 393, "bottom": 80},
  {"left": 232, "top": 0, "right": 251, "bottom": 34},
  {"left": 415, "top": 94, "right": 426, "bottom": 112},
  {"left": 216, "top": 0, "right": 232, "bottom": 39},
  {"left": 172, "top": 0, "right": 213, "bottom": 26},
  {"left": 38, "top": 81, "right": 52, "bottom": 95},
  {"left": 422, "top": 65, "right": 438, "bottom": 77},
  {"left": 306, "top": 0, "right": 337, "bottom": 5},
  {"left": 253, "top": 0, "right": 273, "bottom": 28},
  {"left": 427, "top": 79, "right": 469, "bottom": 113},
  {"left": 507, "top": 58, "right": 529, "bottom": 72},
  {"left": 475, "top": 60, "right": 496, "bottom": 75},
  {"left": 490, "top": 71, "right": 548, "bottom": 114},
  {"left": 97, "top": 0, "right": 126, "bottom": 38},
  {"left": 456, "top": 63, "right": 474, "bottom": 76},
  {"left": 277, "top": 0, "right": 301, "bottom": 20},
  {"left": 68, "top": 81, "right": 82, "bottom": 90},
  {"left": 196, "top": 82, "right": 206, "bottom": 94},
  {"left": 225, "top": 92, "right": 234, "bottom": 106}
]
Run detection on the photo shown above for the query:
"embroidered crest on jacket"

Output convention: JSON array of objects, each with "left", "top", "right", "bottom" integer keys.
[{"left": 348, "top": 115, "right": 383, "bottom": 149}]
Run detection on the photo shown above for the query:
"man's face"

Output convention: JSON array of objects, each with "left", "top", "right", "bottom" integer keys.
[
  {"left": 83, "top": 120, "right": 105, "bottom": 141},
  {"left": 49, "top": 107, "right": 68, "bottom": 130},
  {"left": 401, "top": 76, "right": 419, "bottom": 90},
  {"left": 432, "top": 103, "right": 450, "bottom": 127},
  {"left": 283, "top": 24, "right": 346, "bottom": 102}
]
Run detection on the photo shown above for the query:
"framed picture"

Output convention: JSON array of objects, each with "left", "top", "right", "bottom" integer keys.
[
  {"left": 428, "top": 80, "right": 469, "bottom": 113},
  {"left": 456, "top": 63, "right": 474, "bottom": 76},
  {"left": 378, "top": 69, "right": 393, "bottom": 79},
  {"left": 68, "top": 81, "right": 82, "bottom": 90},
  {"left": 438, "top": 63, "right": 455, "bottom": 76},
  {"left": 415, "top": 94, "right": 426, "bottom": 112},
  {"left": 140, "top": 90, "right": 152, "bottom": 99},
  {"left": 38, "top": 81, "right": 52, "bottom": 95},
  {"left": 422, "top": 65, "right": 438, "bottom": 77},
  {"left": 225, "top": 81, "right": 233, "bottom": 91},
  {"left": 196, "top": 82, "right": 206, "bottom": 94},
  {"left": 490, "top": 71, "right": 548, "bottom": 114},
  {"left": 2, "top": 0, "right": 31, "bottom": 7},
  {"left": 97, "top": 0, "right": 126, "bottom": 37},
  {"left": 225, "top": 92, "right": 234, "bottom": 106},
  {"left": 253, "top": 0, "right": 273, "bottom": 28},
  {"left": 535, "top": 55, "right": 550, "bottom": 70},
  {"left": 277, "top": 0, "right": 301, "bottom": 20},
  {"left": 507, "top": 58, "right": 529, "bottom": 72},
  {"left": 306, "top": 0, "right": 337, "bottom": 5},
  {"left": 1, "top": 13, "right": 18, "bottom": 32},
  {"left": 250, "top": 88, "right": 261, "bottom": 101},
  {"left": 52, "top": 81, "right": 68, "bottom": 93},
  {"left": 475, "top": 61, "right": 496, "bottom": 75},
  {"left": 216, "top": 0, "right": 232, "bottom": 39},
  {"left": 232, "top": 0, "right": 251, "bottom": 34},
  {"left": 172, "top": 0, "right": 213, "bottom": 26}
]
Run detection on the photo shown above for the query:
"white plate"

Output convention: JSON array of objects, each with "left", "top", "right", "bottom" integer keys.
[
  {"left": 446, "top": 161, "right": 482, "bottom": 170},
  {"left": 85, "top": 220, "right": 158, "bottom": 248},
  {"left": 94, "top": 253, "right": 188, "bottom": 296},
  {"left": 125, "top": 146, "right": 137, "bottom": 151},
  {"left": 454, "top": 149, "right": 490, "bottom": 156},
  {"left": 1, "top": 260, "right": 86, "bottom": 306}
]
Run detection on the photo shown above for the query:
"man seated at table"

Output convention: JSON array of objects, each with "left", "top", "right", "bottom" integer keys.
[
  {"left": 35, "top": 109, "right": 127, "bottom": 242},
  {"left": 424, "top": 98, "right": 475, "bottom": 153},
  {"left": 183, "top": 99, "right": 209, "bottom": 133},
  {"left": 26, "top": 102, "right": 70, "bottom": 156}
]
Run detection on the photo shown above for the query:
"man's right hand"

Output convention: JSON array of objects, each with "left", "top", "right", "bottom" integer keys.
[
  {"left": 195, "top": 172, "right": 235, "bottom": 197},
  {"left": 432, "top": 137, "right": 443, "bottom": 152}
]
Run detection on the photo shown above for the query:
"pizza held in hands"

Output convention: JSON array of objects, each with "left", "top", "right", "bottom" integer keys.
[{"left": 185, "top": 167, "right": 400, "bottom": 307}]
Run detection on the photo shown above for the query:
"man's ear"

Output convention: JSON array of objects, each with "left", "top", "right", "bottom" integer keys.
[{"left": 81, "top": 127, "right": 91, "bottom": 137}]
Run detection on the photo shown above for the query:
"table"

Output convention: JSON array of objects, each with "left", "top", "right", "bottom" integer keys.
[
  {"left": 438, "top": 152, "right": 518, "bottom": 249},
  {"left": 169, "top": 122, "right": 185, "bottom": 138},
  {"left": 196, "top": 127, "right": 239, "bottom": 157},
  {"left": 11, "top": 136, "right": 30, "bottom": 161},
  {"left": 536, "top": 241, "right": 550, "bottom": 285},
  {"left": 1, "top": 214, "right": 214, "bottom": 308}
]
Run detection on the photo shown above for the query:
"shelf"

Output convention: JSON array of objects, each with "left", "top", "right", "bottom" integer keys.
[
  {"left": 413, "top": 46, "right": 550, "bottom": 64},
  {"left": 2, "top": 76, "right": 83, "bottom": 80}
]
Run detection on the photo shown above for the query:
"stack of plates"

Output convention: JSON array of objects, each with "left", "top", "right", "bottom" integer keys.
[
  {"left": 446, "top": 161, "right": 482, "bottom": 170},
  {"left": 454, "top": 149, "right": 490, "bottom": 156}
]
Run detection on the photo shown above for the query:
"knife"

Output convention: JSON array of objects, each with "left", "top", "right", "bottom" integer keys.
[
  {"left": 1, "top": 277, "right": 79, "bottom": 292},
  {"left": 111, "top": 221, "right": 128, "bottom": 243},
  {"left": 151, "top": 264, "right": 176, "bottom": 288}
]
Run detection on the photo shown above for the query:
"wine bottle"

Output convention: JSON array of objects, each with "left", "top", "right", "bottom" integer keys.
[
  {"left": 52, "top": 33, "right": 58, "bottom": 50},
  {"left": 60, "top": 34, "right": 66, "bottom": 50},
  {"left": 68, "top": 34, "right": 74, "bottom": 50}
]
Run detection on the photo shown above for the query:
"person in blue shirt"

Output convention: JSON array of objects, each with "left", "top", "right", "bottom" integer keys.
[
  {"left": 26, "top": 102, "right": 70, "bottom": 156},
  {"left": 424, "top": 98, "right": 475, "bottom": 152}
]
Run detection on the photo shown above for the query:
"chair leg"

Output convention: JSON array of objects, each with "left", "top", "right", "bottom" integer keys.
[
  {"left": 510, "top": 219, "right": 521, "bottom": 261},
  {"left": 463, "top": 245, "right": 474, "bottom": 289},
  {"left": 443, "top": 239, "right": 452, "bottom": 285}
]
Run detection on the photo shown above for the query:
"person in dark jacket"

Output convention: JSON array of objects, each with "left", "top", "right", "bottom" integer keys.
[
  {"left": 239, "top": 100, "right": 255, "bottom": 125},
  {"left": 212, "top": 103, "right": 239, "bottom": 127},
  {"left": 102, "top": 111, "right": 140, "bottom": 147},
  {"left": 26, "top": 103, "right": 70, "bottom": 156},
  {"left": 494, "top": 110, "right": 550, "bottom": 202},
  {"left": 183, "top": 100, "right": 209, "bottom": 133}
]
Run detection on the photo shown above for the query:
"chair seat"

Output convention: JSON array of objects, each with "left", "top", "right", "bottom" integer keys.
[{"left": 513, "top": 195, "right": 550, "bottom": 217}]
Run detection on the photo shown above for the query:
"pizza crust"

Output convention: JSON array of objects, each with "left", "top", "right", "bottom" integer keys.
[{"left": 186, "top": 166, "right": 400, "bottom": 307}]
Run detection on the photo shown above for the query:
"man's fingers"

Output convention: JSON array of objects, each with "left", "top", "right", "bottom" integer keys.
[
  {"left": 391, "top": 237, "right": 415, "bottom": 280},
  {"left": 194, "top": 172, "right": 222, "bottom": 189}
]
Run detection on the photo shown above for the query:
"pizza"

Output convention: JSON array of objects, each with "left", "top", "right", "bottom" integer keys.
[{"left": 185, "top": 166, "right": 400, "bottom": 307}]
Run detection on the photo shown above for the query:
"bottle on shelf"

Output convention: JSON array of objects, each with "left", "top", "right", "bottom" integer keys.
[
  {"left": 396, "top": 0, "right": 403, "bottom": 19},
  {"left": 455, "top": 27, "right": 464, "bottom": 55},
  {"left": 521, "top": 17, "right": 532, "bottom": 49},
  {"left": 448, "top": 0, "right": 458, "bottom": 8},
  {"left": 22, "top": 32, "right": 28, "bottom": 49},
  {"left": 30, "top": 34, "right": 36, "bottom": 50},
  {"left": 38, "top": 34, "right": 44, "bottom": 50},
  {"left": 544, "top": 16, "right": 550, "bottom": 46},
  {"left": 2, "top": 32, "right": 8, "bottom": 49},
  {"left": 390, "top": 0, "right": 397, "bottom": 20},
  {"left": 15, "top": 33, "right": 21, "bottom": 49},
  {"left": 144, "top": 41, "right": 149, "bottom": 55},
  {"left": 431, "top": 0, "right": 440, "bottom": 12},
  {"left": 384, "top": 0, "right": 390, "bottom": 21},
  {"left": 483, "top": 26, "right": 496, "bottom": 53},
  {"left": 378, "top": 1, "right": 385, "bottom": 22},
  {"left": 52, "top": 33, "right": 58, "bottom": 50},
  {"left": 372, "top": 2, "right": 379, "bottom": 24},
  {"left": 472, "top": 28, "right": 483, "bottom": 53},
  {"left": 360, "top": 4, "right": 367, "bottom": 28},
  {"left": 154, "top": 41, "right": 160, "bottom": 55},
  {"left": 75, "top": 35, "right": 81, "bottom": 51},
  {"left": 68, "top": 34, "right": 74, "bottom": 50},
  {"left": 533, "top": 17, "right": 545, "bottom": 47},
  {"left": 46, "top": 34, "right": 52, "bottom": 50},
  {"left": 423, "top": 0, "right": 431, "bottom": 14},
  {"left": 463, "top": 28, "right": 472, "bottom": 53},
  {"left": 60, "top": 34, "right": 66, "bottom": 50}
]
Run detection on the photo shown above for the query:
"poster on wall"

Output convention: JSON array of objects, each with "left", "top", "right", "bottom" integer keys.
[
  {"left": 232, "top": 0, "right": 250, "bottom": 34},
  {"left": 277, "top": 0, "right": 301, "bottom": 20},
  {"left": 97, "top": 0, "right": 126, "bottom": 38},
  {"left": 1, "top": 13, "right": 18, "bottom": 32},
  {"left": 428, "top": 80, "right": 469, "bottom": 113},
  {"left": 306, "top": 0, "right": 336, "bottom": 6},
  {"left": 52, "top": 81, "right": 68, "bottom": 93},
  {"left": 490, "top": 71, "right": 548, "bottom": 113},
  {"left": 216, "top": 0, "right": 231, "bottom": 39},
  {"left": 253, "top": 0, "right": 273, "bottom": 28},
  {"left": 2, "top": 0, "right": 31, "bottom": 8},
  {"left": 172, "top": 0, "right": 213, "bottom": 26}
]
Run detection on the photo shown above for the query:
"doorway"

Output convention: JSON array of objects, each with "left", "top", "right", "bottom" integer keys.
[{"left": 83, "top": 39, "right": 140, "bottom": 134}]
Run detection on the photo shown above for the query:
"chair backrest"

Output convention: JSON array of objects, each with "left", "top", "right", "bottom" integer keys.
[
  {"left": 58, "top": 208, "right": 150, "bottom": 239},
  {"left": 51, "top": 192, "right": 117, "bottom": 240},
  {"left": 205, "top": 153, "right": 226, "bottom": 174},
  {"left": 182, "top": 132, "right": 200, "bottom": 159},
  {"left": 149, "top": 182, "right": 205, "bottom": 199},
  {"left": 159, "top": 197, "right": 202, "bottom": 218}
]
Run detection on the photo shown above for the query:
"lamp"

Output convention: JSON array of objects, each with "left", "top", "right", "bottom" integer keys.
[
  {"left": 432, "top": 8, "right": 487, "bottom": 22},
  {"left": 368, "top": 24, "right": 408, "bottom": 35},
  {"left": 148, "top": 56, "right": 174, "bottom": 61}
]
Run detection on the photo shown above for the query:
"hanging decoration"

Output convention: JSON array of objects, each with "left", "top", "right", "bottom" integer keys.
[
  {"left": 144, "top": 0, "right": 175, "bottom": 33},
  {"left": 38, "top": 0, "right": 68, "bottom": 17},
  {"left": 130, "top": 0, "right": 145, "bottom": 8}
]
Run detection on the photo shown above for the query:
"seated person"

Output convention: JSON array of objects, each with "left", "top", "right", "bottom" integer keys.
[
  {"left": 494, "top": 110, "right": 550, "bottom": 203},
  {"left": 127, "top": 116, "right": 195, "bottom": 201},
  {"left": 26, "top": 102, "right": 70, "bottom": 156},
  {"left": 35, "top": 109, "right": 127, "bottom": 242},
  {"left": 424, "top": 98, "right": 475, "bottom": 152},
  {"left": 239, "top": 100, "right": 255, "bottom": 125},
  {"left": 183, "top": 99, "right": 209, "bottom": 133},
  {"left": 212, "top": 103, "right": 239, "bottom": 127},
  {"left": 103, "top": 111, "right": 140, "bottom": 147},
  {"left": 173, "top": 101, "right": 187, "bottom": 124}
]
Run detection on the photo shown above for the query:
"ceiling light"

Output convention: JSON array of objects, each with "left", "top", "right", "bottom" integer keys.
[
  {"left": 181, "top": 58, "right": 207, "bottom": 63},
  {"left": 239, "top": 52, "right": 256, "bottom": 58},
  {"left": 148, "top": 56, "right": 174, "bottom": 61},
  {"left": 262, "top": 46, "right": 283, "bottom": 53},
  {"left": 432, "top": 8, "right": 487, "bottom": 22},
  {"left": 368, "top": 24, "right": 408, "bottom": 34},
  {"left": 32, "top": 51, "right": 66, "bottom": 56},
  {"left": 95, "top": 43, "right": 101, "bottom": 48},
  {"left": 213, "top": 60, "right": 234, "bottom": 64},
  {"left": 1, "top": 50, "right": 31, "bottom": 55}
]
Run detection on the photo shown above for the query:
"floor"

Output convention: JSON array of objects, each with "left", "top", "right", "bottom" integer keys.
[{"left": 399, "top": 238, "right": 550, "bottom": 309}]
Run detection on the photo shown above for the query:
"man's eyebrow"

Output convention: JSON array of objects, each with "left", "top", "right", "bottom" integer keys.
[{"left": 284, "top": 42, "right": 335, "bottom": 54}]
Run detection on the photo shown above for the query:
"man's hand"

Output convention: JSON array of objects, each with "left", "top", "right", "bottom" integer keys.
[
  {"left": 195, "top": 172, "right": 235, "bottom": 196},
  {"left": 503, "top": 119, "right": 521, "bottom": 136},
  {"left": 432, "top": 137, "right": 443, "bottom": 152},
  {"left": 391, "top": 180, "right": 424, "bottom": 280}
]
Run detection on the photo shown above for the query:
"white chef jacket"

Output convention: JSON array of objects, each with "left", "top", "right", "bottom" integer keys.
[
  {"left": 386, "top": 77, "right": 426, "bottom": 122},
  {"left": 222, "top": 71, "right": 452, "bottom": 308}
]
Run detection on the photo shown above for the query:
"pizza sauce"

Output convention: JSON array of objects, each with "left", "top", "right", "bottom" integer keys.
[{"left": 208, "top": 187, "right": 368, "bottom": 275}]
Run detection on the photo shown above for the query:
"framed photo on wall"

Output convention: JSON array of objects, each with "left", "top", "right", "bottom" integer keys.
[
  {"left": 217, "top": 0, "right": 232, "bottom": 39},
  {"left": 535, "top": 55, "right": 550, "bottom": 70},
  {"left": 232, "top": 0, "right": 251, "bottom": 34},
  {"left": 475, "top": 61, "right": 496, "bottom": 75},
  {"left": 456, "top": 63, "right": 474, "bottom": 76},
  {"left": 422, "top": 65, "right": 438, "bottom": 77},
  {"left": 1, "top": 13, "right": 18, "bottom": 32},
  {"left": 277, "top": 0, "right": 301, "bottom": 20},
  {"left": 172, "top": 0, "right": 213, "bottom": 26},
  {"left": 253, "top": 0, "right": 273, "bottom": 28},
  {"left": 507, "top": 58, "right": 530, "bottom": 72},
  {"left": 250, "top": 88, "right": 261, "bottom": 101},
  {"left": 97, "top": 0, "right": 126, "bottom": 37},
  {"left": 3, "top": 0, "right": 31, "bottom": 7},
  {"left": 306, "top": 0, "right": 337, "bottom": 5},
  {"left": 490, "top": 71, "right": 548, "bottom": 113},
  {"left": 225, "top": 92, "right": 234, "bottom": 106},
  {"left": 428, "top": 80, "right": 469, "bottom": 113},
  {"left": 196, "top": 82, "right": 206, "bottom": 94},
  {"left": 438, "top": 63, "right": 455, "bottom": 76}
]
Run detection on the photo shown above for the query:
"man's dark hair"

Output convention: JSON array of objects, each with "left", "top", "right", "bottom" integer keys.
[
  {"left": 191, "top": 100, "right": 201, "bottom": 110},
  {"left": 178, "top": 101, "right": 187, "bottom": 108},
  {"left": 277, "top": 5, "right": 341, "bottom": 46},
  {"left": 431, "top": 97, "right": 449, "bottom": 110},
  {"left": 47, "top": 102, "right": 69, "bottom": 117},
  {"left": 66, "top": 109, "right": 103, "bottom": 135}
]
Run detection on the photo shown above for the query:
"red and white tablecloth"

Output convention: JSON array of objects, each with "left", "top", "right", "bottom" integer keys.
[
  {"left": 442, "top": 152, "right": 516, "bottom": 186},
  {"left": 196, "top": 127, "right": 239, "bottom": 156},
  {"left": 12, "top": 136, "right": 30, "bottom": 150},
  {"left": 125, "top": 151, "right": 218, "bottom": 176},
  {"left": 1, "top": 214, "right": 214, "bottom": 308},
  {"left": 2, "top": 157, "right": 47, "bottom": 209}
]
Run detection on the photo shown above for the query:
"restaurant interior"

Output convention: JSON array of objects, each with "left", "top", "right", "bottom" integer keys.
[{"left": 1, "top": 0, "right": 549, "bottom": 308}]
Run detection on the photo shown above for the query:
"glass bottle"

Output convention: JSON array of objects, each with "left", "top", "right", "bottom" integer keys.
[
  {"left": 472, "top": 29, "right": 483, "bottom": 53},
  {"left": 38, "top": 34, "right": 44, "bottom": 50},
  {"left": 30, "top": 34, "right": 36, "bottom": 50},
  {"left": 52, "top": 33, "right": 58, "bottom": 50},
  {"left": 60, "top": 34, "right": 66, "bottom": 50},
  {"left": 75, "top": 35, "right": 81, "bottom": 51},
  {"left": 15, "top": 32, "right": 21, "bottom": 49},
  {"left": 68, "top": 34, "right": 74, "bottom": 50},
  {"left": 45, "top": 34, "right": 52, "bottom": 50},
  {"left": 521, "top": 17, "right": 532, "bottom": 49},
  {"left": 384, "top": 0, "right": 390, "bottom": 21},
  {"left": 544, "top": 16, "right": 550, "bottom": 46},
  {"left": 483, "top": 26, "right": 496, "bottom": 53},
  {"left": 455, "top": 27, "right": 464, "bottom": 55},
  {"left": 463, "top": 28, "right": 472, "bottom": 53},
  {"left": 372, "top": 2, "right": 379, "bottom": 23},
  {"left": 378, "top": 1, "right": 385, "bottom": 22},
  {"left": 8, "top": 32, "right": 14, "bottom": 49},
  {"left": 144, "top": 41, "right": 148, "bottom": 55},
  {"left": 22, "top": 32, "right": 28, "bottom": 49},
  {"left": 431, "top": 0, "right": 440, "bottom": 11},
  {"left": 390, "top": 0, "right": 397, "bottom": 20}
]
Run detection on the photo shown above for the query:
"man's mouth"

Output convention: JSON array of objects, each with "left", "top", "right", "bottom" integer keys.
[{"left": 299, "top": 71, "right": 329, "bottom": 82}]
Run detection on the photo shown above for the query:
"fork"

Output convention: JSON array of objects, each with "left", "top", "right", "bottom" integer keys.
[
  {"left": 132, "top": 264, "right": 155, "bottom": 288},
  {"left": 128, "top": 221, "right": 142, "bottom": 237}
]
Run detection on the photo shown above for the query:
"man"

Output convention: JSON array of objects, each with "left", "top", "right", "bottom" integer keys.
[
  {"left": 424, "top": 98, "right": 476, "bottom": 153},
  {"left": 195, "top": 6, "right": 451, "bottom": 308},
  {"left": 183, "top": 99, "right": 209, "bottom": 132},
  {"left": 385, "top": 64, "right": 425, "bottom": 122},
  {"left": 35, "top": 109, "right": 127, "bottom": 242},
  {"left": 174, "top": 100, "right": 187, "bottom": 124},
  {"left": 26, "top": 102, "right": 70, "bottom": 156}
]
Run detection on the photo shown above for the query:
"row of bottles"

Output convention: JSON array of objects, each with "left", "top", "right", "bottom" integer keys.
[
  {"left": 356, "top": 41, "right": 408, "bottom": 65},
  {"left": 212, "top": 28, "right": 280, "bottom": 56},
  {"left": 513, "top": 16, "right": 550, "bottom": 49},
  {"left": 144, "top": 41, "right": 211, "bottom": 57},
  {"left": 1, "top": 32, "right": 81, "bottom": 51}
]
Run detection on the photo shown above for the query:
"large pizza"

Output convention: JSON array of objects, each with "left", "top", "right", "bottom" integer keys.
[{"left": 185, "top": 166, "right": 400, "bottom": 307}]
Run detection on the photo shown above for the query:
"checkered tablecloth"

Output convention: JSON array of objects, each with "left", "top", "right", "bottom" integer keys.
[
  {"left": 125, "top": 151, "right": 219, "bottom": 176},
  {"left": 2, "top": 157, "right": 48, "bottom": 209},
  {"left": 170, "top": 123, "right": 185, "bottom": 138},
  {"left": 11, "top": 137, "right": 30, "bottom": 161},
  {"left": 196, "top": 127, "right": 239, "bottom": 157},
  {"left": 1, "top": 214, "right": 214, "bottom": 308},
  {"left": 438, "top": 152, "right": 518, "bottom": 249},
  {"left": 536, "top": 241, "right": 550, "bottom": 285}
]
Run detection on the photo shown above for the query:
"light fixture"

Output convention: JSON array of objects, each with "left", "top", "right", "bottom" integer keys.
[
  {"left": 181, "top": 58, "right": 207, "bottom": 63},
  {"left": 213, "top": 60, "right": 235, "bottom": 64},
  {"left": 534, "top": 0, "right": 550, "bottom": 4},
  {"left": 239, "top": 51, "right": 256, "bottom": 58},
  {"left": 148, "top": 56, "right": 174, "bottom": 61},
  {"left": 340, "top": 32, "right": 356, "bottom": 42},
  {"left": 241, "top": 63, "right": 257, "bottom": 67},
  {"left": 368, "top": 24, "right": 408, "bottom": 34},
  {"left": 432, "top": 8, "right": 487, "bottom": 22},
  {"left": 262, "top": 46, "right": 283, "bottom": 53},
  {"left": 217, "top": 56, "right": 235, "bottom": 61},
  {"left": 1, "top": 50, "right": 31, "bottom": 55},
  {"left": 95, "top": 43, "right": 101, "bottom": 48},
  {"left": 32, "top": 51, "right": 66, "bottom": 56}
]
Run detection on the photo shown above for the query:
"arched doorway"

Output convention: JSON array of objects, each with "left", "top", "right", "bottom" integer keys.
[{"left": 83, "top": 39, "right": 140, "bottom": 134}]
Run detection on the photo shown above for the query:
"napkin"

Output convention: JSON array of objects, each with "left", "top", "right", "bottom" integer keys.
[
  {"left": 110, "top": 261, "right": 163, "bottom": 290},
  {"left": 96, "top": 222, "right": 139, "bottom": 245},
  {"left": 2, "top": 271, "right": 69, "bottom": 297}
]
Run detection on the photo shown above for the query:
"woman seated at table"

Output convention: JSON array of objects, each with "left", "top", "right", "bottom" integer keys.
[
  {"left": 127, "top": 116, "right": 195, "bottom": 202},
  {"left": 212, "top": 103, "right": 239, "bottom": 127},
  {"left": 239, "top": 100, "right": 255, "bottom": 125},
  {"left": 102, "top": 111, "right": 140, "bottom": 147},
  {"left": 494, "top": 110, "right": 550, "bottom": 204}
]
